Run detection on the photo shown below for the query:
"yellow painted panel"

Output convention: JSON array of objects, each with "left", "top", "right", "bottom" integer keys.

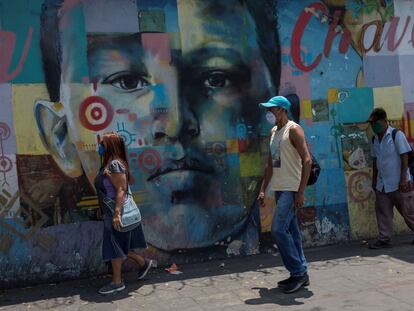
[
  {"left": 13, "top": 84, "right": 50, "bottom": 155},
  {"left": 133, "top": 191, "right": 151, "bottom": 205},
  {"left": 410, "top": 120, "right": 414, "bottom": 140},
  {"left": 301, "top": 100, "right": 312, "bottom": 119},
  {"left": 226, "top": 139, "right": 239, "bottom": 154},
  {"left": 373, "top": 86, "right": 404, "bottom": 120},
  {"left": 327, "top": 88, "right": 338, "bottom": 104},
  {"left": 240, "top": 152, "right": 261, "bottom": 177},
  {"left": 260, "top": 196, "right": 276, "bottom": 233}
]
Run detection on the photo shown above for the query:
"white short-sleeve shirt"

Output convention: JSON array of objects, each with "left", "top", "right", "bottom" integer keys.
[{"left": 371, "top": 126, "right": 412, "bottom": 193}]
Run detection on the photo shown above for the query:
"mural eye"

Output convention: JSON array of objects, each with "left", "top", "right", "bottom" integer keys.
[
  {"left": 102, "top": 71, "right": 150, "bottom": 92},
  {"left": 203, "top": 71, "right": 231, "bottom": 89}
]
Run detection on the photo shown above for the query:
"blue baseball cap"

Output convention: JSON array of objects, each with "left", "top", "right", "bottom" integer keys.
[{"left": 259, "top": 96, "right": 291, "bottom": 111}]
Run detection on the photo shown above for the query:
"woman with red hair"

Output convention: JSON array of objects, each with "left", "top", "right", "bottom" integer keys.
[{"left": 94, "top": 132, "right": 153, "bottom": 295}]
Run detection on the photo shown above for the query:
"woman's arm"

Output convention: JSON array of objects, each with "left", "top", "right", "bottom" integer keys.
[{"left": 108, "top": 172, "right": 127, "bottom": 231}]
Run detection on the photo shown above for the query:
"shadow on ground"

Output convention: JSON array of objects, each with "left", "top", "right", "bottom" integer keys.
[
  {"left": 0, "top": 234, "right": 413, "bottom": 308},
  {"left": 245, "top": 287, "right": 314, "bottom": 306}
]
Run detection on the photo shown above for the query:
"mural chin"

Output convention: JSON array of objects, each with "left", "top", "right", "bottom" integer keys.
[
  {"left": 150, "top": 171, "right": 214, "bottom": 202},
  {"left": 143, "top": 200, "right": 249, "bottom": 251},
  {"left": 144, "top": 169, "right": 251, "bottom": 250}
]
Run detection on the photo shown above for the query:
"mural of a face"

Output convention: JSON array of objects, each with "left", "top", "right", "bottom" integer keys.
[{"left": 35, "top": 0, "right": 279, "bottom": 251}]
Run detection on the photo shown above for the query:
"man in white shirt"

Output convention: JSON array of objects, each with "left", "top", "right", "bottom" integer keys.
[{"left": 368, "top": 108, "right": 414, "bottom": 249}]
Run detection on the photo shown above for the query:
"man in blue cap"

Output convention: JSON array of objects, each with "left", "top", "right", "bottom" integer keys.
[{"left": 258, "top": 96, "right": 312, "bottom": 293}]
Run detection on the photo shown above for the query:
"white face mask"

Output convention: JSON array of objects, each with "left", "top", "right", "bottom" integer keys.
[{"left": 266, "top": 111, "right": 276, "bottom": 124}]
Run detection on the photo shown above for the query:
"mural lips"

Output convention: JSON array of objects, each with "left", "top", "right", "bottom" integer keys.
[{"left": 146, "top": 156, "right": 215, "bottom": 182}]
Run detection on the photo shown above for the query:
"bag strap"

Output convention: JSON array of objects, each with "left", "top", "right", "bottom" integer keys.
[
  {"left": 104, "top": 161, "right": 132, "bottom": 196},
  {"left": 126, "top": 176, "right": 132, "bottom": 196},
  {"left": 372, "top": 128, "right": 399, "bottom": 144},
  {"left": 391, "top": 128, "right": 399, "bottom": 142},
  {"left": 392, "top": 129, "right": 414, "bottom": 156}
]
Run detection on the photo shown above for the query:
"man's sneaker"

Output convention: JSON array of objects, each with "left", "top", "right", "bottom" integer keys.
[
  {"left": 368, "top": 240, "right": 392, "bottom": 249},
  {"left": 137, "top": 259, "right": 154, "bottom": 280},
  {"left": 282, "top": 273, "right": 309, "bottom": 294},
  {"left": 277, "top": 276, "right": 294, "bottom": 288},
  {"left": 98, "top": 281, "right": 125, "bottom": 295}
]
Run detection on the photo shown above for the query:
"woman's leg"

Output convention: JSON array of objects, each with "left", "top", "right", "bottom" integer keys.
[
  {"left": 127, "top": 251, "right": 145, "bottom": 267},
  {"left": 111, "top": 258, "right": 123, "bottom": 284}
]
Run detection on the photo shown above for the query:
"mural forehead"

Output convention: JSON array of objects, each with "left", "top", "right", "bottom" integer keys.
[{"left": 1, "top": 0, "right": 414, "bottom": 287}]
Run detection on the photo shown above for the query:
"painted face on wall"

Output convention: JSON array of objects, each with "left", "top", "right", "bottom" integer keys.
[{"left": 36, "top": 0, "right": 278, "bottom": 251}]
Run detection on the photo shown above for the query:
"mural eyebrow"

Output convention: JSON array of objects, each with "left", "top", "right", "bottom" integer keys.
[
  {"left": 86, "top": 35, "right": 148, "bottom": 78},
  {"left": 180, "top": 47, "right": 247, "bottom": 66}
]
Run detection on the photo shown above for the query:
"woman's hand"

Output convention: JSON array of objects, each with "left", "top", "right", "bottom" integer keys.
[
  {"left": 103, "top": 168, "right": 111, "bottom": 176},
  {"left": 112, "top": 212, "right": 123, "bottom": 231},
  {"left": 96, "top": 208, "right": 103, "bottom": 220}
]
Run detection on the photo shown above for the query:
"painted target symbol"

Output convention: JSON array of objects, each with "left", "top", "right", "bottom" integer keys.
[
  {"left": 0, "top": 156, "right": 12, "bottom": 173},
  {"left": 348, "top": 171, "right": 373, "bottom": 203},
  {"left": 79, "top": 96, "right": 114, "bottom": 131},
  {"left": 138, "top": 149, "right": 162, "bottom": 173},
  {"left": 0, "top": 122, "right": 11, "bottom": 140}
]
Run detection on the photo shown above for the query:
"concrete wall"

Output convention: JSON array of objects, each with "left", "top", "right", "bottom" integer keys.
[{"left": 0, "top": 0, "right": 413, "bottom": 287}]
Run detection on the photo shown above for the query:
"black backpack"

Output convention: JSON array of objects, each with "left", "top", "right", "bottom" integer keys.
[
  {"left": 307, "top": 154, "right": 321, "bottom": 186},
  {"left": 371, "top": 129, "right": 414, "bottom": 178}
]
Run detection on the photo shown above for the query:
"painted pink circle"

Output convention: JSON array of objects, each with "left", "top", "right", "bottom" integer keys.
[
  {"left": 138, "top": 149, "right": 162, "bottom": 174},
  {"left": 79, "top": 96, "right": 114, "bottom": 131}
]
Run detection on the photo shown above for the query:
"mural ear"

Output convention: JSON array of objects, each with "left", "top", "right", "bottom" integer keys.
[{"left": 34, "top": 100, "right": 83, "bottom": 178}]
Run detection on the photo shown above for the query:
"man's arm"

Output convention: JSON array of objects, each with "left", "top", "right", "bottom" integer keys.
[
  {"left": 372, "top": 157, "right": 377, "bottom": 191},
  {"left": 258, "top": 153, "right": 273, "bottom": 206},
  {"left": 290, "top": 125, "right": 312, "bottom": 209},
  {"left": 400, "top": 153, "right": 409, "bottom": 192},
  {"left": 394, "top": 131, "right": 412, "bottom": 192}
]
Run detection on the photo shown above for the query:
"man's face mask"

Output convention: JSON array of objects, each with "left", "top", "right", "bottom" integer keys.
[
  {"left": 371, "top": 121, "right": 386, "bottom": 134},
  {"left": 98, "top": 143, "right": 105, "bottom": 156}
]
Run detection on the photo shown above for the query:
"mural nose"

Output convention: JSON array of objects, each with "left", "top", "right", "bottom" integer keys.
[{"left": 152, "top": 101, "right": 199, "bottom": 141}]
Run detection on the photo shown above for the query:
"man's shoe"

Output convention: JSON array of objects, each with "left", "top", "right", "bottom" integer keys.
[
  {"left": 137, "top": 259, "right": 154, "bottom": 280},
  {"left": 282, "top": 273, "right": 309, "bottom": 294},
  {"left": 368, "top": 240, "right": 392, "bottom": 249},
  {"left": 98, "top": 281, "right": 125, "bottom": 295},
  {"left": 411, "top": 239, "right": 414, "bottom": 245},
  {"left": 277, "top": 276, "right": 294, "bottom": 288}
]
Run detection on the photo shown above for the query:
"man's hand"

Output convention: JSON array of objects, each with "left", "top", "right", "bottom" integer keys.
[
  {"left": 257, "top": 191, "right": 266, "bottom": 207},
  {"left": 399, "top": 180, "right": 410, "bottom": 192},
  {"left": 294, "top": 191, "right": 305, "bottom": 209}
]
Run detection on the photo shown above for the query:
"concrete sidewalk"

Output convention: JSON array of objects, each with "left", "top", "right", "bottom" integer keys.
[{"left": 1, "top": 236, "right": 414, "bottom": 311}]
